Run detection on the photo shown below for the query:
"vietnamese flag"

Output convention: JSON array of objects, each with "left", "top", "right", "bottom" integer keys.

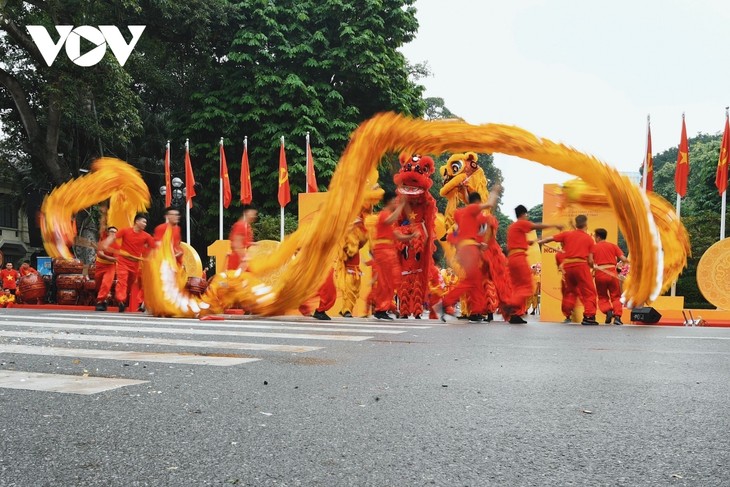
[
  {"left": 675, "top": 115, "right": 689, "bottom": 198},
  {"left": 184, "top": 139, "right": 196, "bottom": 207},
  {"left": 240, "top": 137, "right": 252, "bottom": 205},
  {"left": 644, "top": 122, "right": 654, "bottom": 192},
  {"left": 164, "top": 141, "right": 172, "bottom": 207},
  {"left": 278, "top": 136, "right": 291, "bottom": 207},
  {"left": 306, "top": 133, "right": 318, "bottom": 193},
  {"left": 220, "top": 139, "right": 232, "bottom": 208}
]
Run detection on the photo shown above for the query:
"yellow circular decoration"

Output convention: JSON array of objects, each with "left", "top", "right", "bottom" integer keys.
[
  {"left": 246, "top": 240, "right": 286, "bottom": 287},
  {"left": 696, "top": 238, "right": 730, "bottom": 310},
  {"left": 180, "top": 242, "right": 203, "bottom": 278}
]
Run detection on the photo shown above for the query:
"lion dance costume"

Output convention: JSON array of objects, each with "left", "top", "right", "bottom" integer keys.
[{"left": 40, "top": 113, "right": 689, "bottom": 317}]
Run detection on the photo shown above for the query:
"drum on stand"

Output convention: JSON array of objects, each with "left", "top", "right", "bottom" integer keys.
[
  {"left": 185, "top": 277, "right": 208, "bottom": 297},
  {"left": 18, "top": 273, "right": 46, "bottom": 304}
]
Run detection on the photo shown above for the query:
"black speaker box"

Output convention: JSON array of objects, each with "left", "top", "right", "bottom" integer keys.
[{"left": 630, "top": 307, "right": 662, "bottom": 324}]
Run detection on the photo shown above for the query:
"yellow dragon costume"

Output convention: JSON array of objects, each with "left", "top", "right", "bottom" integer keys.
[{"left": 41, "top": 113, "right": 689, "bottom": 316}]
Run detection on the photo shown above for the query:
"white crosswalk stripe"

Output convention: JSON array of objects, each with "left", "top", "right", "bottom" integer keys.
[{"left": 0, "top": 310, "right": 440, "bottom": 395}]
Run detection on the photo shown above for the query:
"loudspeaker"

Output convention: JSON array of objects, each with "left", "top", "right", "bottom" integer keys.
[{"left": 630, "top": 307, "right": 662, "bottom": 324}]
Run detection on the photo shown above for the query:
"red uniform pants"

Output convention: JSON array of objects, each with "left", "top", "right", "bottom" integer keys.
[
  {"left": 443, "top": 245, "right": 485, "bottom": 314},
  {"left": 560, "top": 278, "right": 576, "bottom": 318},
  {"left": 95, "top": 262, "right": 116, "bottom": 302},
  {"left": 299, "top": 268, "right": 337, "bottom": 315},
  {"left": 595, "top": 270, "right": 622, "bottom": 316},
  {"left": 372, "top": 245, "right": 401, "bottom": 313},
  {"left": 562, "top": 264, "right": 597, "bottom": 316},
  {"left": 507, "top": 251, "right": 532, "bottom": 315},
  {"left": 115, "top": 258, "right": 141, "bottom": 308}
]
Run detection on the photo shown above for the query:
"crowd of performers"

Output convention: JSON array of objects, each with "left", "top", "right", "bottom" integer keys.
[{"left": 78, "top": 172, "right": 626, "bottom": 325}]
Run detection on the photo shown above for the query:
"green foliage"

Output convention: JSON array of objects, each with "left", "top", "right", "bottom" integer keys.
[{"left": 254, "top": 213, "right": 298, "bottom": 242}]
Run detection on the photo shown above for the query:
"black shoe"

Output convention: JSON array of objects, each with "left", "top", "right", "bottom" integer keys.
[
  {"left": 341, "top": 311, "right": 353, "bottom": 318},
  {"left": 581, "top": 316, "right": 599, "bottom": 326},
  {"left": 468, "top": 314, "right": 484, "bottom": 323},
  {"left": 530, "top": 310, "right": 536, "bottom": 315},
  {"left": 95, "top": 302, "right": 107, "bottom": 312},
  {"left": 313, "top": 310, "right": 331, "bottom": 320},
  {"left": 457, "top": 315, "right": 468, "bottom": 320},
  {"left": 613, "top": 317, "right": 623, "bottom": 325},
  {"left": 414, "top": 315, "right": 422, "bottom": 319},
  {"left": 485, "top": 313, "right": 494, "bottom": 322},
  {"left": 138, "top": 305, "right": 146, "bottom": 313},
  {"left": 374, "top": 311, "right": 393, "bottom": 320},
  {"left": 509, "top": 316, "right": 528, "bottom": 324},
  {"left": 604, "top": 310, "right": 613, "bottom": 324},
  {"left": 118, "top": 303, "right": 126, "bottom": 313}
]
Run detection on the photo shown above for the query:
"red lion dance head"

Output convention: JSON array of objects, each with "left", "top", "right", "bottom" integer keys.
[{"left": 394, "top": 153, "right": 435, "bottom": 197}]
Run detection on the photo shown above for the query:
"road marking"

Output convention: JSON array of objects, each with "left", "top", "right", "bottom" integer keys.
[
  {"left": 0, "top": 330, "right": 322, "bottom": 353},
  {"left": 666, "top": 336, "right": 730, "bottom": 340},
  {"left": 0, "top": 320, "right": 371, "bottom": 342},
  {"left": 0, "top": 370, "right": 147, "bottom": 395},
  {"left": 8, "top": 315, "right": 407, "bottom": 334},
  {"left": 41, "top": 312, "right": 441, "bottom": 329},
  {"left": 0, "top": 344, "right": 258, "bottom": 366}
]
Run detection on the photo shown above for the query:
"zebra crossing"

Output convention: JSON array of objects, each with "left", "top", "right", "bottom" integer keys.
[{"left": 0, "top": 309, "right": 443, "bottom": 395}]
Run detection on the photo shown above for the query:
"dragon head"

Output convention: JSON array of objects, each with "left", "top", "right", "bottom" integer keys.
[{"left": 394, "top": 153, "right": 435, "bottom": 197}]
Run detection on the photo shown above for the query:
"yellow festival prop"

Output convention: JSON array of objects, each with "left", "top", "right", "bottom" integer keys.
[
  {"left": 41, "top": 113, "right": 689, "bottom": 316},
  {"left": 40, "top": 158, "right": 150, "bottom": 259}
]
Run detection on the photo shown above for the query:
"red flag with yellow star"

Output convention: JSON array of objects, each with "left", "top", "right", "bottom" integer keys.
[
  {"left": 675, "top": 116, "right": 689, "bottom": 197},
  {"left": 220, "top": 140, "right": 232, "bottom": 209},
  {"left": 717, "top": 114, "right": 730, "bottom": 195},
  {"left": 644, "top": 124, "right": 654, "bottom": 192},
  {"left": 278, "top": 137, "right": 291, "bottom": 207}
]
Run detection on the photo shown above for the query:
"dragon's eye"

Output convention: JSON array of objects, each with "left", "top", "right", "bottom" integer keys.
[
  {"left": 414, "top": 165, "right": 422, "bottom": 174},
  {"left": 451, "top": 161, "right": 463, "bottom": 173},
  {"left": 406, "top": 163, "right": 412, "bottom": 171}
]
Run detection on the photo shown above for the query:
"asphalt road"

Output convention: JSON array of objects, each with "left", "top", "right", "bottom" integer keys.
[{"left": 0, "top": 308, "right": 728, "bottom": 486}]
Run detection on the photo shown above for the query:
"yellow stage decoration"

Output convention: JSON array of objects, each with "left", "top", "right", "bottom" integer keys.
[
  {"left": 560, "top": 179, "right": 690, "bottom": 296},
  {"left": 42, "top": 114, "right": 689, "bottom": 315},
  {"left": 40, "top": 158, "right": 150, "bottom": 259}
]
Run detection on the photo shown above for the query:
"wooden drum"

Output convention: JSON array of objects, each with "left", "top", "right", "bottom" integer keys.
[
  {"left": 56, "top": 274, "right": 85, "bottom": 290},
  {"left": 53, "top": 258, "right": 84, "bottom": 275},
  {"left": 56, "top": 289, "right": 78, "bottom": 305},
  {"left": 185, "top": 277, "right": 208, "bottom": 296},
  {"left": 18, "top": 273, "right": 46, "bottom": 304}
]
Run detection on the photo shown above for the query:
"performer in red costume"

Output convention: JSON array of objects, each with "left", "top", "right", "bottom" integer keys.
[
  {"left": 591, "top": 228, "right": 629, "bottom": 325},
  {"left": 227, "top": 206, "right": 258, "bottom": 270},
  {"left": 371, "top": 191, "right": 417, "bottom": 320},
  {"left": 554, "top": 246, "right": 576, "bottom": 323},
  {"left": 300, "top": 267, "right": 337, "bottom": 320},
  {"left": 154, "top": 206, "right": 183, "bottom": 264},
  {"left": 506, "top": 205, "right": 563, "bottom": 324},
  {"left": 0, "top": 262, "right": 20, "bottom": 295},
  {"left": 476, "top": 186, "right": 513, "bottom": 323},
  {"left": 440, "top": 190, "right": 499, "bottom": 322},
  {"left": 94, "top": 226, "right": 119, "bottom": 311},
  {"left": 538, "top": 214, "right": 598, "bottom": 325},
  {"left": 103, "top": 214, "right": 155, "bottom": 313}
]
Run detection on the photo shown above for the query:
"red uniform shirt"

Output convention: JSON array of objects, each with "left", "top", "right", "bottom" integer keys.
[
  {"left": 592, "top": 241, "right": 624, "bottom": 266},
  {"left": 229, "top": 220, "right": 253, "bottom": 250},
  {"left": 507, "top": 219, "right": 535, "bottom": 250},
  {"left": 552, "top": 230, "right": 595, "bottom": 265},
  {"left": 453, "top": 204, "right": 482, "bottom": 242},
  {"left": 375, "top": 210, "right": 396, "bottom": 244},
  {"left": 116, "top": 227, "right": 155, "bottom": 261},
  {"left": 1, "top": 269, "right": 20, "bottom": 290},
  {"left": 555, "top": 251, "right": 566, "bottom": 267}
]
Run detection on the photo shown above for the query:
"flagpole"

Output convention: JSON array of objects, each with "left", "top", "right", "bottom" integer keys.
[
  {"left": 281, "top": 135, "right": 285, "bottom": 242},
  {"left": 184, "top": 139, "right": 191, "bottom": 244},
  {"left": 642, "top": 115, "right": 650, "bottom": 191},
  {"left": 305, "top": 132, "right": 310, "bottom": 192},
  {"left": 219, "top": 137, "right": 224, "bottom": 241}
]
